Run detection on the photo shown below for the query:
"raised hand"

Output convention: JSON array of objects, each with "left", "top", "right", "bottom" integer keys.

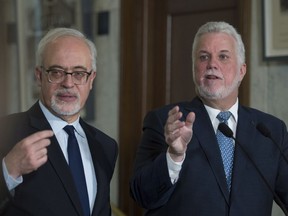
[
  {"left": 4, "top": 130, "right": 54, "bottom": 179},
  {"left": 164, "top": 106, "right": 195, "bottom": 162}
]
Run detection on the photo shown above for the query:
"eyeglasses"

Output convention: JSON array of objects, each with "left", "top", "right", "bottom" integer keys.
[{"left": 41, "top": 66, "right": 93, "bottom": 85}]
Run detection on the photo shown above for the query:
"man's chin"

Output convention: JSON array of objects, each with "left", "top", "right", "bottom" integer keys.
[
  {"left": 198, "top": 89, "right": 218, "bottom": 99},
  {"left": 52, "top": 106, "right": 80, "bottom": 117}
]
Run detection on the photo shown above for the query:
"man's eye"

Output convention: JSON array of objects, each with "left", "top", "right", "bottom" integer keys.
[
  {"left": 219, "top": 54, "right": 229, "bottom": 60},
  {"left": 50, "top": 70, "right": 64, "bottom": 77},
  {"left": 73, "top": 72, "right": 85, "bottom": 77},
  {"left": 199, "top": 55, "right": 209, "bottom": 61}
]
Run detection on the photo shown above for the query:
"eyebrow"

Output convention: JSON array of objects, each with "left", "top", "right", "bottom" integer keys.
[
  {"left": 48, "top": 65, "right": 88, "bottom": 70},
  {"left": 219, "top": 50, "right": 230, "bottom": 53},
  {"left": 198, "top": 50, "right": 231, "bottom": 54}
]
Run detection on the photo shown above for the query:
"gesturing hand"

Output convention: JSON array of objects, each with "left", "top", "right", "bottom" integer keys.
[
  {"left": 164, "top": 106, "right": 195, "bottom": 162},
  {"left": 4, "top": 130, "right": 54, "bottom": 179}
]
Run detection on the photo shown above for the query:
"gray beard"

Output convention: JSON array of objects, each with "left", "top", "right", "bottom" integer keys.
[
  {"left": 196, "top": 79, "right": 240, "bottom": 100},
  {"left": 51, "top": 98, "right": 81, "bottom": 116}
]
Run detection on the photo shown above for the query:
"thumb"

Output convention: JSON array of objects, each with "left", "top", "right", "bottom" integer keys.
[{"left": 185, "top": 112, "right": 195, "bottom": 128}]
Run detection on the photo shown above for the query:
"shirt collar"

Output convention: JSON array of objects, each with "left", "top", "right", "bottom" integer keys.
[{"left": 204, "top": 98, "right": 239, "bottom": 124}]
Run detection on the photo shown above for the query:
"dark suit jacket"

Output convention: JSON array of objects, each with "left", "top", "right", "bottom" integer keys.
[
  {"left": 0, "top": 102, "right": 118, "bottom": 216},
  {"left": 130, "top": 97, "right": 288, "bottom": 216}
]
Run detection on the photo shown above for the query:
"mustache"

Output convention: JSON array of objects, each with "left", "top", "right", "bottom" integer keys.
[
  {"left": 55, "top": 89, "right": 79, "bottom": 98},
  {"left": 204, "top": 69, "right": 223, "bottom": 79}
]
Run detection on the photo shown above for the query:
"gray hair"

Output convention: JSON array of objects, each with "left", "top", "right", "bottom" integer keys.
[
  {"left": 36, "top": 28, "right": 97, "bottom": 71},
  {"left": 192, "top": 21, "right": 245, "bottom": 68}
]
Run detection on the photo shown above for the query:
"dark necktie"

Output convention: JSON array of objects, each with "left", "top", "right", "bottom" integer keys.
[
  {"left": 64, "top": 125, "right": 90, "bottom": 216},
  {"left": 216, "top": 111, "right": 235, "bottom": 191}
]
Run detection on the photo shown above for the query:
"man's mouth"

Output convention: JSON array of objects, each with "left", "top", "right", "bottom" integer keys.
[
  {"left": 57, "top": 93, "right": 77, "bottom": 102},
  {"left": 205, "top": 75, "right": 221, "bottom": 80}
]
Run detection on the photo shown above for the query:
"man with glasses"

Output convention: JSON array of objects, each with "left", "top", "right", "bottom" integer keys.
[{"left": 0, "top": 28, "right": 118, "bottom": 216}]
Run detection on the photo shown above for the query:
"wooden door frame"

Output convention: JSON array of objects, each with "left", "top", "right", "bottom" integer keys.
[{"left": 119, "top": 0, "right": 251, "bottom": 215}]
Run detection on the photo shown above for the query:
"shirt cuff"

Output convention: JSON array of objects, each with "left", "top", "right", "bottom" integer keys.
[
  {"left": 2, "top": 158, "right": 23, "bottom": 191},
  {"left": 166, "top": 152, "right": 185, "bottom": 184}
]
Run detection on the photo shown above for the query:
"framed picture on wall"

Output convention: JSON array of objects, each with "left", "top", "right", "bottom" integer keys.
[{"left": 262, "top": 0, "right": 288, "bottom": 60}]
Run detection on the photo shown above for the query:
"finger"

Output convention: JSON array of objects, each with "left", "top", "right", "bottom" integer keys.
[
  {"left": 24, "top": 130, "right": 54, "bottom": 146},
  {"left": 166, "top": 121, "right": 185, "bottom": 134},
  {"left": 33, "top": 137, "right": 52, "bottom": 152},
  {"left": 168, "top": 106, "right": 179, "bottom": 116},
  {"left": 185, "top": 112, "right": 195, "bottom": 128},
  {"left": 27, "top": 154, "right": 48, "bottom": 172},
  {"left": 35, "top": 146, "right": 48, "bottom": 160},
  {"left": 35, "top": 154, "right": 49, "bottom": 170},
  {"left": 167, "top": 108, "right": 182, "bottom": 124},
  {"left": 25, "top": 130, "right": 53, "bottom": 153},
  {"left": 166, "top": 129, "right": 181, "bottom": 144},
  {"left": 24, "top": 146, "right": 49, "bottom": 172},
  {"left": 167, "top": 106, "right": 181, "bottom": 119}
]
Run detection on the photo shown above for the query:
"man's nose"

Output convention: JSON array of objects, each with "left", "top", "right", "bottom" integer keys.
[
  {"left": 61, "top": 73, "right": 75, "bottom": 87},
  {"left": 206, "top": 57, "right": 218, "bottom": 70}
]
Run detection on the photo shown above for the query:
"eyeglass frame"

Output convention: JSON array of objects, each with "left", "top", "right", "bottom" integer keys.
[{"left": 41, "top": 66, "right": 93, "bottom": 85}]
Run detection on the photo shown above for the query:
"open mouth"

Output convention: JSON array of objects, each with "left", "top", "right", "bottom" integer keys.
[{"left": 205, "top": 74, "right": 221, "bottom": 80}]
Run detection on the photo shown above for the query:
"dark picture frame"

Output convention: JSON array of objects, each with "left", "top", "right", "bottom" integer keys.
[{"left": 262, "top": 0, "right": 288, "bottom": 61}]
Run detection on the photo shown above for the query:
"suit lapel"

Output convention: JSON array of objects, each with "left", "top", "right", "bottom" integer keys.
[
  {"left": 184, "top": 98, "right": 230, "bottom": 204},
  {"left": 80, "top": 121, "right": 109, "bottom": 215},
  {"left": 230, "top": 106, "right": 257, "bottom": 195},
  {"left": 28, "top": 102, "right": 83, "bottom": 216}
]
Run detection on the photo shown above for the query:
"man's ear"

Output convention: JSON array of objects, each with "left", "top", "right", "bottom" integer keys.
[
  {"left": 35, "top": 67, "right": 42, "bottom": 86},
  {"left": 89, "top": 71, "right": 96, "bottom": 90},
  {"left": 239, "top": 63, "right": 246, "bottom": 80}
]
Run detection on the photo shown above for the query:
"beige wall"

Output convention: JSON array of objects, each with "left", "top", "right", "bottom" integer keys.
[
  {"left": 93, "top": 0, "right": 120, "bottom": 207},
  {"left": 250, "top": 0, "right": 288, "bottom": 215},
  {"left": 250, "top": 0, "right": 288, "bottom": 123}
]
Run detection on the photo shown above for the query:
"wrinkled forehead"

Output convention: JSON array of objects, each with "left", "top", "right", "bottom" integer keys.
[
  {"left": 42, "top": 37, "right": 92, "bottom": 67},
  {"left": 194, "top": 32, "right": 237, "bottom": 54}
]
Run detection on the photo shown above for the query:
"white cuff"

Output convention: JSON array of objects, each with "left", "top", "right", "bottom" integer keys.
[
  {"left": 166, "top": 152, "right": 185, "bottom": 184},
  {"left": 2, "top": 158, "right": 23, "bottom": 191}
]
